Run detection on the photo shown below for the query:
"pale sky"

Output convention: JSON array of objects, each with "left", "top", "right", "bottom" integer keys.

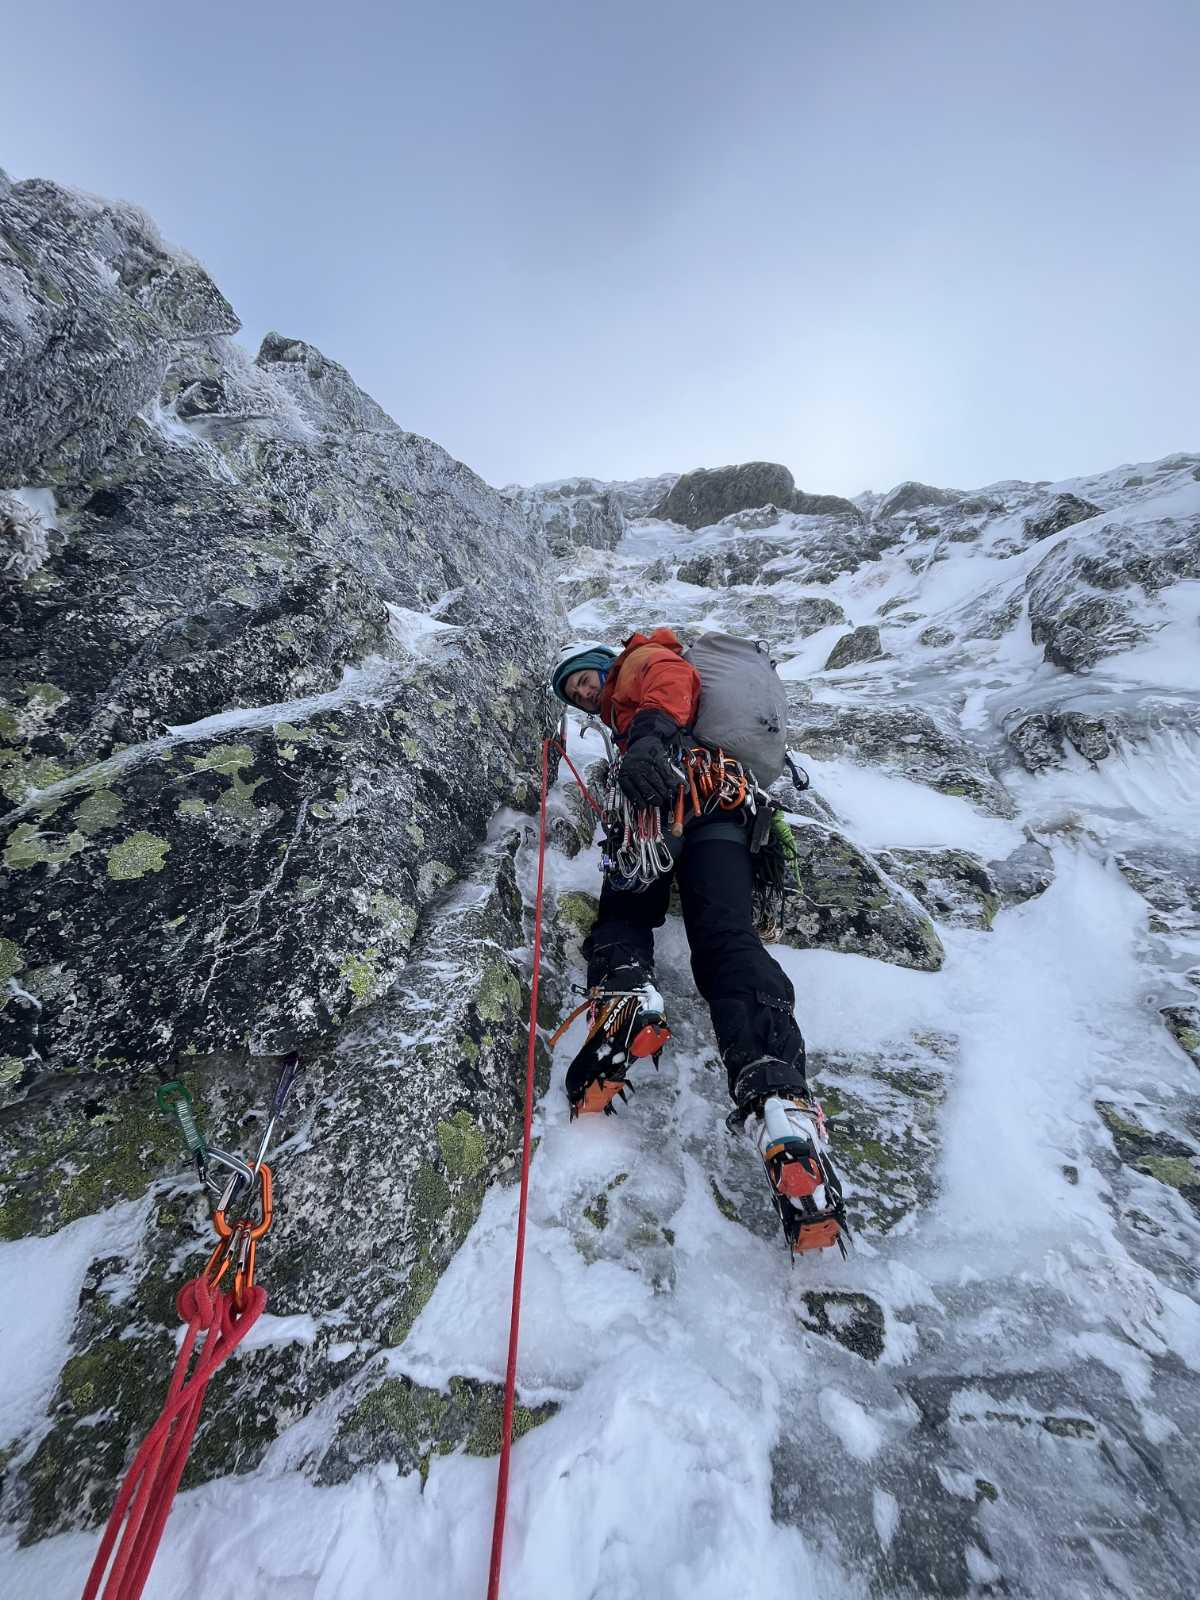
[{"left": 5, "top": 0, "right": 1198, "bottom": 495}]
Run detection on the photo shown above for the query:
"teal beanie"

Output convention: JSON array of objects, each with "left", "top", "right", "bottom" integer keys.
[{"left": 551, "top": 644, "right": 617, "bottom": 704}]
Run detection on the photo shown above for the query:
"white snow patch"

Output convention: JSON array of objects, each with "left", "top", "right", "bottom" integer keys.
[
  {"left": 0, "top": 1203, "right": 143, "bottom": 1448},
  {"left": 794, "top": 756, "right": 1022, "bottom": 855},
  {"left": 819, "top": 1387, "right": 886, "bottom": 1461}
]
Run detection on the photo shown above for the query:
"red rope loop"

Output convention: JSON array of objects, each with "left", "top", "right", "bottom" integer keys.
[{"left": 82, "top": 1278, "right": 266, "bottom": 1600}]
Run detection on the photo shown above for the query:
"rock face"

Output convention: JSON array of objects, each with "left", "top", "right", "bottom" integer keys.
[
  {"left": 776, "top": 823, "right": 945, "bottom": 971},
  {"left": 654, "top": 461, "right": 861, "bottom": 530},
  {"left": 0, "top": 177, "right": 557, "bottom": 1096},
  {"left": 505, "top": 478, "right": 625, "bottom": 556}
]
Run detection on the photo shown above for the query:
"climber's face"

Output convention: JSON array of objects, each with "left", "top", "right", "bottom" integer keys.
[{"left": 563, "top": 668, "right": 603, "bottom": 714}]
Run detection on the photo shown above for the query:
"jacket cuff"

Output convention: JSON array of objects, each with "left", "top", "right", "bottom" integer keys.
[{"left": 627, "top": 708, "right": 681, "bottom": 744}]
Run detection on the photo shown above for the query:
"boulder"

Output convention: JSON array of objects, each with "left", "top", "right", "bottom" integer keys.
[
  {"left": 824, "top": 625, "right": 883, "bottom": 670},
  {"left": 776, "top": 822, "right": 945, "bottom": 970},
  {"left": 988, "top": 840, "right": 1056, "bottom": 906},
  {"left": 653, "top": 462, "right": 862, "bottom": 530},
  {"left": 875, "top": 847, "right": 1000, "bottom": 929}
]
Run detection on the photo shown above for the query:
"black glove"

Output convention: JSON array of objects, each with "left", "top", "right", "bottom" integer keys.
[{"left": 618, "top": 710, "right": 681, "bottom": 807}]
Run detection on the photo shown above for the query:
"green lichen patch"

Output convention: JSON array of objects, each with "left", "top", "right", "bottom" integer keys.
[
  {"left": 556, "top": 890, "right": 600, "bottom": 943},
  {"left": 369, "top": 892, "right": 418, "bottom": 945},
  {"left": 106, "top": 831, "right": 171, "bottom": 880},
  {"left": 476, "top": 958, "right": 522, "bottom": 1024},
  {"left": 273, "top": 721, "right": 315, "bottom": 743},
  {"left": 340, "top": 949, "right": 382, "bottom": 1003},
  {"left": 4, "top": 821, "right": 87, "bottom": 871},
  {"left": 709, "top": 1177, "right": 741, "bottom": 1223},
  {"left": 72, "top": 788, "right": 125, "bottom": 836},
  {"left": 187, "top": 743, "right": 256, "bottom": 776},
  {"left": 1136, "top": 1156, "right": 1200, "bottom": 1194},
  {"left": 329, "top": 1373, "right": 557, "bottom": 1484},
  {"left": 437, "top": 1111, "right": 486, "bottom": 1180},
  {"left": 0, "top": 937, "right": 24, "bottom": 988}
]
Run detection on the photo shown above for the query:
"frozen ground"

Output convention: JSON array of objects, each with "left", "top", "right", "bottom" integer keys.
[{"left": 4, "top": 456, "right": 1199, "bottom": 1597}]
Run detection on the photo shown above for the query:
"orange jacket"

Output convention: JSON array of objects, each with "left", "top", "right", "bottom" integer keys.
[{"left": 600, "top": 628, "right": 701, "bottom": 743}]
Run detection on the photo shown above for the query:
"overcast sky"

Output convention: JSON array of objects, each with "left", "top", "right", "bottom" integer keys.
[{"left": 5, "top": 1, "right": 1198, "bottom": 494}]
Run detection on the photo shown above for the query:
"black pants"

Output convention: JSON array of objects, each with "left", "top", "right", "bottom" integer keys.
[{"left": 585, "top": 815, "right": 807, "bottom": 1098}]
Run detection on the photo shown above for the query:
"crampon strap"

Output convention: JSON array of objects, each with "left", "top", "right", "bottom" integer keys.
[{"left": 81, "top": 1276, "right": 266, "bottom": 1600}]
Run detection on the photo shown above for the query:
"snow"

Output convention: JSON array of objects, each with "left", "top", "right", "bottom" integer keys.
[
  {"left": 4, "top": 452, "right": 1200, "bottom": 1596},
  {"left": 0, "top": 1203, "right": 144, "bottom": 1449},
  {"left": 791, "top": 756, "right": 1023, "bottom": 855}
]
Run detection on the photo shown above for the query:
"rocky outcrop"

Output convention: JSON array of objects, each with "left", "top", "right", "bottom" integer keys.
[
  {"left": 1025, "top": 515, "right": 1200, "bottom": 672},
  {"left": 507, "top": 478, "right": 625, "bottom": 556},
  {"left": 0, "top": 171, "right": 239, "bottom": 485},
  {"left": 790, "top": 701, "right": 1015, "bottom": 817},
  {"left": 824, "top": 625, "right": 884, "bottom": 671},
  {"left": 0, "top": 179, "right": 556, "bottom": 1098},
  {"left": 654, "top": 461, "right": 861, "bottom": 530},
  {"left": 776, "top": 822, "right": 945, "bottom": 971},
  {"left": 878, "top": 481, "right": 963, "bottom": 519},
  {"left": 1022, "top": 492, "right": 1101, "bottom": 543}
]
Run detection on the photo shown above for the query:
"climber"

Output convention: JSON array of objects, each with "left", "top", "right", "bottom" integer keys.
[{"left": 551, "top": 631, "right": 846, "bottom": 1255}]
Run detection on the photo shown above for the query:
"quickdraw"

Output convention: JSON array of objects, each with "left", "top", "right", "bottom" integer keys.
[
  {"left": 600, "top": 745, "right": 767, "bottom": 891},
  {"left": 84, "top": 1054, "right": 302, "bottom": 1600}
]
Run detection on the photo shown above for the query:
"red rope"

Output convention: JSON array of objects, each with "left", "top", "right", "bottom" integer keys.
[
  {"left": 82, "top": 1276, "right": 266, "bottom": 1600},
  {"left": 486, "top": 734, "right": 553, "bottom": 1599}
]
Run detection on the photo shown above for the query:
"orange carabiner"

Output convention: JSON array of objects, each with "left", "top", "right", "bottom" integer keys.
[{"left": 207, "top": 1163, "right": 273, "bottom": 1309}]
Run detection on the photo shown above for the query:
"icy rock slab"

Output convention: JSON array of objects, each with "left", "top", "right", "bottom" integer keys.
[
  {"left": 507, "top": 478, "right": 625, "bottom": 557},
  {"left": 777, "top": 822, "right": 945, "bottom": 971},
  {"left": 874, "top": 848, "right": 1000, "bottom": 930},
  {"left": 1, "top": 827, "right": 538, "bottom": 1540},
  {"left": 789, "top": 701, "right": 1015, "bottom": 818}
]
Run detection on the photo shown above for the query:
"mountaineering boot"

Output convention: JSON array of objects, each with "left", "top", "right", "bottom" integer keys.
[
  {"left": 728, "top": 1057, "right": 849, "bottom": 1258},
  {"left": 565, "top": 972, "right": 670, "bottom": 1118}
]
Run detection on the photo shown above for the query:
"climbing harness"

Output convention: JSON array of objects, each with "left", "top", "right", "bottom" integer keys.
[{"left": 82, "top": 1054, "right": 302, "bottom": 1600}]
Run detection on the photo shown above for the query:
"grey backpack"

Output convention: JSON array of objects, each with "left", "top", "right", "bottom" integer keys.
[{"left": 683, "top": 633, "right": 789, "bottom": 785}]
